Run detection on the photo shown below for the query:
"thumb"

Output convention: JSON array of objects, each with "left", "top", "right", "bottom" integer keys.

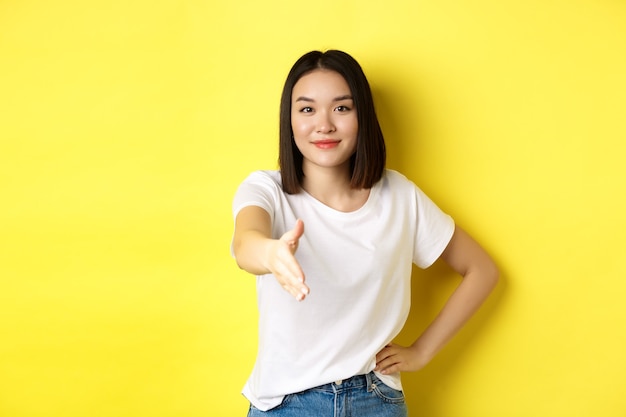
[{"left": 281, "top": 219, "right": 305, "bottom": 246}]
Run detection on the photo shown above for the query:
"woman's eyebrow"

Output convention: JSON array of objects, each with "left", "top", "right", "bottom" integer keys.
[
  {"left": 333, "top": 94, "right": 353, "bottom": 102},
  {"left": 294, "top": 95, "right": 353, "bottom": 102}
]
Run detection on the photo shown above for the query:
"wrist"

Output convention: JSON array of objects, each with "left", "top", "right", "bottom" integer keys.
[
  {"left": 261, "top": 238, "right": 279, "bottom": 274},
  {"left": 410, "top": 340, "right": 437, "bottom": 366}
]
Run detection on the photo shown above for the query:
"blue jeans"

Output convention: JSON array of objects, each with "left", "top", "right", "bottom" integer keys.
[{"left": 247, "top": 372, "right": 408, "bottom": 417}]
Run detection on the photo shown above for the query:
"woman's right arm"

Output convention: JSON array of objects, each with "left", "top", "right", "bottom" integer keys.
[{"left": 232, "top": 206, "right": 310, "bottom": 301}]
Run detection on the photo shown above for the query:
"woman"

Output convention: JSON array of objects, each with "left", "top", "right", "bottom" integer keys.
[{"left": 231, "top": 50, "right": 499, "bottom": 416}]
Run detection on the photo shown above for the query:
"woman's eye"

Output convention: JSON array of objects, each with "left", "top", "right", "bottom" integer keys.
[
  {"left": 335, "top": 105, "right": 351, "bottom": 112},
  {"left": 300, "top": 107, "right": 313, "bottom": 113}
]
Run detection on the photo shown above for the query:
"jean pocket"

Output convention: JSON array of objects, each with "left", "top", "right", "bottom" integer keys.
[
  {"left": 247, "top": 394, "right": 294, "bottom": 415},
  {"left": 370, "top": 377, "right": 405, "bottom": 404}
]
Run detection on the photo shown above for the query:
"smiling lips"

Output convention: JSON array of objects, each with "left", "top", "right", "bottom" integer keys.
[{"left": 313, "top": 139, "right": 341, "bottom": 149}]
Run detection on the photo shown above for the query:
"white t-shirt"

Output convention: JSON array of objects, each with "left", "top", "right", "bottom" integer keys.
[{"left": 232, "top": 169, "right": 455, "bottom": 411}]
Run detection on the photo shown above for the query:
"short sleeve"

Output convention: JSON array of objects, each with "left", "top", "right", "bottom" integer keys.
[
  {"left": 232, "top": 171, "right": 283, "bottom": 223},
  {"left": 230, "top": 171, "right": 283, "bottom": 258},
  {"left": 413, "top": 186, "right": 455, "bottom": 269}
]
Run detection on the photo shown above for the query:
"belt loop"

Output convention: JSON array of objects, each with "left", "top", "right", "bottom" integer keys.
[{"left": 366, "top": 371, "right": 375, "bottom": 392}]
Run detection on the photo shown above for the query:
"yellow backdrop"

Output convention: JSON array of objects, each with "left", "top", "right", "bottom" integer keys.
[{"left": 1, "top": 1, "right": 625, "bottom": 416}]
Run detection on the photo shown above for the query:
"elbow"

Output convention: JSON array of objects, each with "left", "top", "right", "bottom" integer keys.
[
  {"left": 484, "top": 259, "right": 500, "bottom": 291},
  {"left": 466, "top": 256, "right": 499, "bottom": 292},
  {"left": 231, "top": 240, "right": 245, "bottom": 270},
  {"left": 234, "top": 255, "right": 243, "bottom": 270},
  {"left": 232, "top": 240, "right": 264, "bottom": 275}
]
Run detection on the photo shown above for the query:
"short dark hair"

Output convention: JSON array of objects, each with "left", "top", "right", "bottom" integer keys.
[{"left": 279, "top": 50, "right": 386, "bottom": 194}]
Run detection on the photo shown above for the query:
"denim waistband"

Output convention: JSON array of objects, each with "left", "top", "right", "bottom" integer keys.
[{"left": 308, "top": 372, "right": 377, "bottom": 394}]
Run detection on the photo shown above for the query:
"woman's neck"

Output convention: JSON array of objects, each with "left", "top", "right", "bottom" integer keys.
[{"left": 300, "top": 164, "right": 370, "bottom": 213}]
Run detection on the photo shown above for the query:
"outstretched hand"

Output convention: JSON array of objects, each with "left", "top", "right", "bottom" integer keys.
[
  {"left": 374, "top": 343, "right": 432, "bottom": 375},
  {"left": 268, "top": 219, "right": 309, "bottom": 301}
]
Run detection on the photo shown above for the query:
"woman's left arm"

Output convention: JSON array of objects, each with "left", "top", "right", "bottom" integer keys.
[{"left": 375, "top": 225, "right": 499, "bottom": 375}]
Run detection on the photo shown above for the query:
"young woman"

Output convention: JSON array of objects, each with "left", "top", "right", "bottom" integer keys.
[{"left": 231, "top": 50, "right": 499, "bottom": 417}]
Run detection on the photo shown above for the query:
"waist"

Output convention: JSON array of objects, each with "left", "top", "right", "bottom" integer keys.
[{"left": 306, "top": 372, "right": 374, "bottom": 394}]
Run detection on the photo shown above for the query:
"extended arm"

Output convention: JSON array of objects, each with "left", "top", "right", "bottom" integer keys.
[
  {"left": 232, "top": 205, "right": 310, "bottom": 301},
  {"left": 375, "top": 225, "right": 499, "bottom": 374}
]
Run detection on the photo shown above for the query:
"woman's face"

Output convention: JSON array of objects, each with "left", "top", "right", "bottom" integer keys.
[{"left": 291, "top": 69, "right": 358, "bottom": 174}]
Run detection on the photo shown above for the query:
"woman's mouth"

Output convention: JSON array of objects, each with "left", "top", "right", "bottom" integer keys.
[{"left": 313, "top": 139, "right": 341, "bottom": 149}]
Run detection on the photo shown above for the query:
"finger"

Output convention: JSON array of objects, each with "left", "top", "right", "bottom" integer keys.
[
  {"left": 375, "top": 344, "right": 397, "bottom": 363},
  {"left": 376, "top": 353, "right": 402, "bottom": 373},
  {"left": 375, "top": 347, "right": 401, "bottom": 370},
  {"left": 286, "top": 259, "right": 306, "bottom": 285},
  {"left": 281, "top": 256, "right": 307, "bottom": 293},
  {"left": 282, "top": 281, "right": 309, "bottom": 301},
  {"left": 292, "top": 219, "right": 304, "bottom": 241},
  {"left": 289, "top": 274, "right": 310, "bottom": 298},
  {"left": 274, "top": 263, "right": 309, "bottom": 300},
  {"left": 375, "top": 350, "right": 388, "bottom": 364},
  {"left": 283, "top": 276, "right": 309, "bottom": 298},
  {"left": 283, "top": 283, "right": 306, "bottom": 301},
  {"left": 379, "top": 362, "right": 401, "bottom": 375},
  {"left": 278, "top": 242, "right": 307, "bottom": 287},
  {"left": 281, "top": 219, "right": 305, "bottom": 247}
]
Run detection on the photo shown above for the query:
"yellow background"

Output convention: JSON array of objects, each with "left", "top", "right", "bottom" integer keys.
[{"left": 1, "top": 0, "right": 625, "bottom": 416}]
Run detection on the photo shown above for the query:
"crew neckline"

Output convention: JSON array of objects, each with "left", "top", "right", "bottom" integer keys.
[{"left": 298, "top": 174, "right": 384, "bottom": 219}]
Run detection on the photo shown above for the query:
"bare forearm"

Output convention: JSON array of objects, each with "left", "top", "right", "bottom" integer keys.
[
  {"left": 412, "top": 268, "right": 498, "bottom": 360},
  {"left": 233, "top": 230, "right": 274, "bottom": 275}
]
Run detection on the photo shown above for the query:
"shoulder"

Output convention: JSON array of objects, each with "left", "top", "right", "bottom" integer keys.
[
  {"left": 383, "top": 169, "right": 409, "bottom": 182},
  {"left": 381, "top": 169, "right": 416, "bottom": 191},
  {"left": 243, "top": 170, "right": 282, "bottom": 184},
  {"left": 238, "top": 170, "right": 284, "bottom": 192},
  {"left": 234, "top": 170, "right": 284, "bottom": 199},
  {"left": 380, "top": 170, "right": 444, "bottom": 210},
  {"left": 233, "top": 170, "right": 284, "bottom": 217}
]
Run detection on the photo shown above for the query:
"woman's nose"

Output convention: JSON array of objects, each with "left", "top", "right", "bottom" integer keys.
[{"left": 316, "top": 112, "right": 336, "bottom": 133}]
